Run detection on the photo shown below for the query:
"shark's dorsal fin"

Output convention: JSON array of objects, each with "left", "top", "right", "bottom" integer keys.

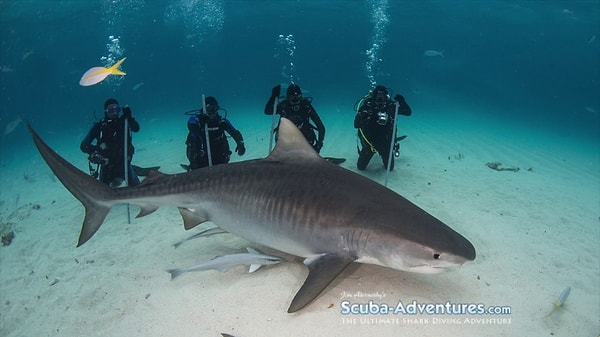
[
  {"left": 267, "top": 118, "right": 322, "bottom": 162},
  {"left": 139, "top": 170, "right": 168, "bottom": 186}
]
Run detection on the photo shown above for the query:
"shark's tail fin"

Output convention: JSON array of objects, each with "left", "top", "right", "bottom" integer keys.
[
  {"left": 166, "top": 269, "right": 185, "bottom": 280},
  {"left": 28, "top": 123, "right": 116, "bottom": 246}
]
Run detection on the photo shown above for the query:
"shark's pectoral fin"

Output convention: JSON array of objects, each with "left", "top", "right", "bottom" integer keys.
[
  {"left": 288, "top": 253, "right": 355, "bottom": 313},
  {"left": 178, "top": 207, "right": 210, "bottom": 230}
]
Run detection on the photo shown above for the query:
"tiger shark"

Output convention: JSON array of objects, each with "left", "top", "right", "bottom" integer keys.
[{"left": 28, "top": 118, "right": 475, "bottom": 313}]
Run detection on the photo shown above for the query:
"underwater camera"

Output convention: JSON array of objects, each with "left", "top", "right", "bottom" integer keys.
[{"left": 376, "top": 111, "right": 388, "bottom": 125}]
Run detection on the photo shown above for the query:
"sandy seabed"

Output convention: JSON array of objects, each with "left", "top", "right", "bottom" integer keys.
[{"left": 1, "top": 107, "right": 598, "bottom": 337}]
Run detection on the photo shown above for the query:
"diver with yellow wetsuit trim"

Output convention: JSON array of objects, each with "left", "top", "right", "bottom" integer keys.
[{"left": 353, "top": 85, "right": 412, "bottom": 171}]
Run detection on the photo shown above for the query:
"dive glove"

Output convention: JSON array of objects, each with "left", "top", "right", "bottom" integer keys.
[
  {"left": 271, "top": 84, "right": 281, "bottom": 98},
  {"left": 122, "top": 106, "right": 132, "bottom": 118},
  {"left": 236, "top": 142, "right": 246, "bottom": 156}
]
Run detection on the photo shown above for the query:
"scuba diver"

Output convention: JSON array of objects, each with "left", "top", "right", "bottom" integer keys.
[
  {"left": 185, "top": 96, "right": 245, "bottom": 170},
  {"left": 264, "top": 83, "right": 325, "bottom": 153},
  {"left": 80, "top": 98, "right": 141, "bottom": 187},
  {"left": 354, "top": 85, "right": 412, "bottom": 171}
]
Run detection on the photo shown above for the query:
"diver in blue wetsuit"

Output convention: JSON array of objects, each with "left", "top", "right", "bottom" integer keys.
[{"left": 185, "top": 96, "right": 246, "bottom": 170}]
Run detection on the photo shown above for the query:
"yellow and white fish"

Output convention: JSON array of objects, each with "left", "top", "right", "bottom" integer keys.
[{"left": 79, "top": 57, "right": 127, "bottom": 86}]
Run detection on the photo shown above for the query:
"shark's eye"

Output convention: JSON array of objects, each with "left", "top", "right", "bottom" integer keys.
[{"left": 433, "top": 253, "right": 440, "bottom": 260}]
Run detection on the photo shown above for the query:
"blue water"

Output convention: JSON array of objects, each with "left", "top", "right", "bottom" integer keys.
[
  {"left": 1, "top": 0, "right": 598, "bottom": 147},
  {"left": 1, "top": 2, "right": 599, "bottom": 336}
]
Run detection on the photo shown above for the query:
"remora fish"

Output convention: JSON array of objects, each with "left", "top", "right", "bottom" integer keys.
[
  {"left": 173, "top": 226, "right": 228, "bottom": 248},
  {"left": 167, "top": 247, "right": 284, "bottom": 279},
  {"left": 27, "top": 118, "right": 476, "bottom": 313}
]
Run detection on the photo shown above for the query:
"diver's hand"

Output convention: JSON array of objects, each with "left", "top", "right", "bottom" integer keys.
[
  {"left": 122, "top": 106, "right": 132, "bottom": 118},
  {"left": 196, "top": 113, "right": 210, "bottom": 125},
  {"left": 314, "top": 140, "right": 323, "bottom": 153},
  {"left": 89, "top": 152, "right": 108, "bottom": 165},
  {"left": 394, "top": 94, "right": 405, "bottom": 103},
  {"left": 271, "top": 84, "right": 281, "bottom": 98},
  {"left": 236, "top": 142, "right": 246, "bottom": 156}
]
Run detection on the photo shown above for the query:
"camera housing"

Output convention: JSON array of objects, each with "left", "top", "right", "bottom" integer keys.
[{"left": 376, "top": 111, "right": 388, "bottom": 125}]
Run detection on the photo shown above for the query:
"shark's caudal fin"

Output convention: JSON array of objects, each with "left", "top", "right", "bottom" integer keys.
[{"left": 27, "top": 123, "right": 116, "bottom": 246}]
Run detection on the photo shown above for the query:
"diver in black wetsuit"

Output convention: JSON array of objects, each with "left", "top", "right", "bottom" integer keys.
[
  {"left": 264, "top": 83, "right": 326, "bottom": 153},
  {"left": 354, "top": 85, "right": 412, "bottom": 171},
  {"left": 80, "top": 98, "right": 141, "bottom": 187},
  {"left": 185, "top": 96, "right": 245, "bottom": 170}
]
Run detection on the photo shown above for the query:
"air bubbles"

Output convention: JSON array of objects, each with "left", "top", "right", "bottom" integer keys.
[
  {"left": 164, "top": 0, "right": 225, "bottom": 48},
  {"left": 277, "top": 34, "right": 297, "bottom": 83},
  {"left": 101, "top": 35, "right": 124, "bottom": 68},
  {"left": 278, "top": 34, "right": 296, "bottom": 57},
  {"left": 365, "top": 0, "right": 390, "bottom": 87},
  {"left": 98, "top": 35, "right": 125, "bottom": 86},
  {"left": 102, "top": 0, "right": 145, "bottom": 32},
  {"left": 106, "top": 36, "right": 123, "bottom": 58}
]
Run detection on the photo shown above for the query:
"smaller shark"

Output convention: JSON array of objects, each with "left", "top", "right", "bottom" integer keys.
[{"left": 167, "top": 247, "right": 284, "bottom": 279}]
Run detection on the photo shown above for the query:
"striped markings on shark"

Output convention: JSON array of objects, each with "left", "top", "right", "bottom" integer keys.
[{"left": 27, "top": 118, "right": 476, "bottom": 313}]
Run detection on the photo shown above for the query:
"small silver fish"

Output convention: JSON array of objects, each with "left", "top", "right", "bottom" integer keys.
[
  {"left": 167, "top": 248, "right": 283, "bottom": 279},
  {"left": 4, "top": 117, "right": 23, "bottom": 135},
  {"left": 544, "top": 286, "right": 571, "bottom": 318},
  {"left": 173, "top": 226, "right": 228, "bottom": 248},
  {"left": 424, "top": 49, "right": 444, "bottom": 57},
  {"left": 0, "top": 65, "right": 15, "bottom": 73},
  {"left": 132, "top": 82, "right": 144, "bottom": 91},
  {"left": 588, "top": 34, "right": 596, "bottom": 44}
]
